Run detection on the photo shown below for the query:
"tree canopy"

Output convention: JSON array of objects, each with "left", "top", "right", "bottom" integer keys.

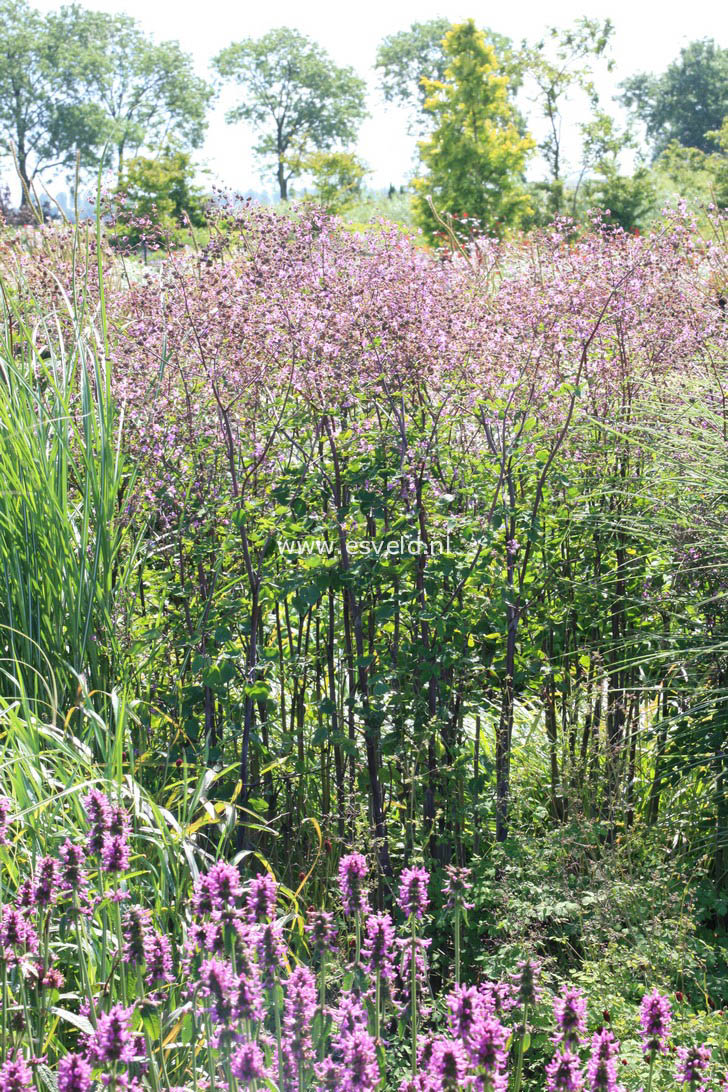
[
  {"left": 413, "top": 21, "right": 533, "bottom": 242},
  {"left": 376, "top": 18, "right": 519, "bottom": 133},
  {"left": 214, "top": 28, "right": 367, "bottom": 201},
  {"left": 0, "top": 0, "right": 99, "bottom": 197},
  {"left": 0, "top": 0, "right": 211, "bottom": 196},
  {"left": 622, "top": 39, "right": 728, "bottom": 158}
]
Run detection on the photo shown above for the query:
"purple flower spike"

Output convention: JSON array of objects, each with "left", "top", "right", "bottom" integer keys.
[
  {"left": 305, "top": 908, "right": 338, "bottom": 956},
  {"left": 553, "top": 985, "right": 587, "bottom": 1048},
  {"left": 676, "top": 1044, "right": 711, "bottom": 1090},
  {"left": 639, "top": 989, "right": 672, "bottom": 1057},
  {"left": 0, "top": 1051, "right": 33, "bottom": 1092},
  {"left": 57, "top": 1054, "right": 92, "bottom": 1092},
  {"left": 230, "top": 1040, "right": 269, "bottom": 1086},
  {"left": 245, "top": 872, "right": 277, "bottom": 923},
  {"left": 587, "top": 1029, "right": 620, "bottom": 1092},
  {"left": 338, "top": 852, "right": 369, "bottom": 915},
  {"left": 430, "top": 1037, "right": 470, "bottom": 1090},
  {"left": 398, "top": 865, "right": 430, "bottom": 920},
  {"left": 546, "top": 1049, "right": 584, "bottom": 1092}
]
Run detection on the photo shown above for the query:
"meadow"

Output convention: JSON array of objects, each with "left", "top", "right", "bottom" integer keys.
[{"left": 1, "top": 199, "right": 728, "bottom": 1090}]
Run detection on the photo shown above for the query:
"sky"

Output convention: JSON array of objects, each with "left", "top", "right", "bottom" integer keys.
[{"left": 20, "top": 0, "right": 728, "bottom": 198}]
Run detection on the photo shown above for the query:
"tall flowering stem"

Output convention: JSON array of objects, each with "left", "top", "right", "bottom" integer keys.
[
  {"left": 443, "top": 865, "right": 472, "bottom": 986},
  {"left": 398, "top": 866, "right": 429, "bottom": 1079}
]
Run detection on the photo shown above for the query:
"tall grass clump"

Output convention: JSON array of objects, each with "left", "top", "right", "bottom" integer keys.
[{"left": 0, "top": 220, "right": 140, "bottom": 718}]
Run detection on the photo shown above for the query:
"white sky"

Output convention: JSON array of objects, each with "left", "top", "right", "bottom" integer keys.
[{"left": 15, "top": 0, "right": 728, "bottom": 198}]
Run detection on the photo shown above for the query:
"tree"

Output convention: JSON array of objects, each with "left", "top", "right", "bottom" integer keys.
[
  {"left": 520, "top": 18, "right": 614, "bottom": 215},
  {"left": 376, "top": 18, "right": 519, "bottom": 133},
  {"left": 112, "top": 146, "right": 207, "bottom": 249},
  {"left": 0, "top": 0, "right": 102, "bottom": 200},
  {"left": 214, "top": 29, "right": 367, "bottom": 201},
  {"left": 622, "top": 40, "right": 728, "bottom": 159},
  {"left": 0, "top": 0, "right": 211, "bottom": 199},
  {"left": 586, "top": 166, "right": 656, "bottom": 232},
  {"left": 51, "top": 5, "right": 212, "bottom": 181},
  {"left": 299, "top": 150, "right": 368, "bottom": 214},
  {"left": 413, "top": 21, "right": 533, "bottom": 242}
]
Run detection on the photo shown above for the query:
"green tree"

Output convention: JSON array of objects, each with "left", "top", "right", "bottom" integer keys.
[
  {"left": 586, "top": 166, "right": 656, "bottom": 232},
  {"left": 113, "top": 146, "right": 207, "bottom": 248},
  {"left": 519, "top": 18, "right": 614, "bottom": 216},
  {"left": 52, "top": 5, "right": 212, "bottom": 181},
  {"left": 214, "top": 28, "right": 366, "bottom": 201},
  {"left": 376, "top": 18, "right": 519, "bottom": 133},
  {"left": 622, "top": 40, "right": 728, "bottom": 159},
  {"left": 0, "top": 0, "right": 210, "bottom": 199},
  {"left": 299, "top": 150, "right": 368, "bottom": 214},
  {"left": 413, "top": 21, "right": 533, "bottom": 242},
  {"left": 0, "top": 0, "right": 102, "bottom": 200}
]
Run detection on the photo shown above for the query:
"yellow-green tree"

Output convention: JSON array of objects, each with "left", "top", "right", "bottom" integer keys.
[{"left": 413, "top": 21, "right": 533, "bottom": 242}]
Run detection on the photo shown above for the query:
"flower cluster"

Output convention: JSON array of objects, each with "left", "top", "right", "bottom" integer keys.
[{"left": 0, "top": 797, "right": 723, "bottom": 1092}]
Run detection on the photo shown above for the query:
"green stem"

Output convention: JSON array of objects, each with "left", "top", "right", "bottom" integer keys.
[
  {"left": 272, "top": 982, "right": 283, "bottom": 1091},
  {"left": 454, "top": 908, "right": 461, "bottom": 986},
  {"left": 318, "top": 950, "right": 327, "bottom": 1061},
  {"left": 513, "top": 1003, "right": 529, "bottom": 1092},
  {"left": 410, "top": 913, "right": 417, "bottom": 1079},
  {"left": 375, "top": 968, "right": 381, "bottom": 1043},
  {"left": 646, "top": 1051, "right": 656, "bottom": 1092}
]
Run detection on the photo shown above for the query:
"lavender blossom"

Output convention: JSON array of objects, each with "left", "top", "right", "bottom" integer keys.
[
  {"left": 639, "top": 989, "right": 672, "bottom": 1057},
  {"left": 57, "top": 1054, "right": 92, "bottom": 1092},
  {"left": 245, "top": 872, "right": 276, "bottom": 923},
  {"left": 0, "top": 1051, "right": 32, "bottom": 1092},
  {"left": 230, "top": 1041, "right": 270, "bottom": 1086},
  {"left": 467, "top": 1014, "right": 509, "bottom": 1092},
  {"left": 338, "top": 852, "right": 369, "bottom": 916},
  {"left": 676, "top": 1045, "right": 711, "bottom": 1090},
  {"left": 145, "top": 931, "right": 173, "bottom": 987},
  {"left": 446, "top": 984, "right": 482, "bottom": 1041},
  {"left": 361, "top": 911, "right": 395, "bottom": 979},
  {"left": 122, "top": 907, "right": 152, "bottom": 965},
  {"left": 305, "top": 908, "right": 338, "bottom": 956},
  {"left": 283, "top": 965, "right": 317, "bottom": 1064},
  {"left": 340, "top": 1027, "right": 380, "bottom": 1091},
  {"left": 0, "top": 796, "right": 13, "bottom": 845},
  {"left": 553, "top": 985, "right": 588, "bottom": 1048},
  {"left": 430, "top": 1037, "right": 470, "bottom": 1091},
  {"left": 546, "top": 1050, "right": 584, "bottom": 1092},
  {"left": 587, "top": 1029, "right": 620, "bottom": 1092},
  {"left": 443, "top": 865, "right": 474, "bottom": 911},
  {"left": 88, "top": 1004, "right": 138, "bottom": 1065},
  {"left": 398, "top": 866, "right": 430, "bottom": 920}
]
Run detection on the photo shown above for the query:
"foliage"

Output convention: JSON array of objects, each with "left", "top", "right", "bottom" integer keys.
[
  {"left": 0, "top": 0, "right": 211, "bottom": 195},
  {"left": 111, "top": 148, "right": 208, "bottom": 248},
  {"left": 53, "top": 5, "right": 212, "bottom": 180},
  {"left": 621, "top": 39, "right": 728, "bottom": 158},
  {"left": 0, "top": 0, "right": 102, "bottom": 197},
  {"left": 585, "top": 165, "right": 656, "bottom": 232},
  {"left": 375, "top": 19, "right": 518, "bottom": 133},
  {"left": 0, "top": 792, "right": 726, "bottom": 1090},
  {"left": 296, "top": 150, "right": 368, "bottom": 214},
  {"left": 518, "top": 18, "right": 615, "bottom": 217},
  {"left": 214, "top": 28, "right": 367, "bottom": 201},
  {"left": 413, "top": 21, "right": 533, "bottom": 241},
  {"left": 0, "top": 222, "right": 139, "bottom": 714}
]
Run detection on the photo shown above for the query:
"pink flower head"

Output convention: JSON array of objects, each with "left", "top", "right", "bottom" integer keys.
[
  {"left": 338, "top": 852, "right": 369, "bottom": 915},
  {"left": 553, "top": 985, "right": 587, "bottom": 1047},
  {"left": 639, "top": 989, "right": 672, "bottom": 1056},
  {"left": 230, "top": 1040, "right": 270, "bottom": 1086},
  {"left": 546, "top": 1049, "right": 584, "bottom": 1092},
  {"left": 398, "top": 865, "right": 430, "bottom": 920},
  {"left": 676, "top": 1044, "right": 711, "bottom": 1089}
]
